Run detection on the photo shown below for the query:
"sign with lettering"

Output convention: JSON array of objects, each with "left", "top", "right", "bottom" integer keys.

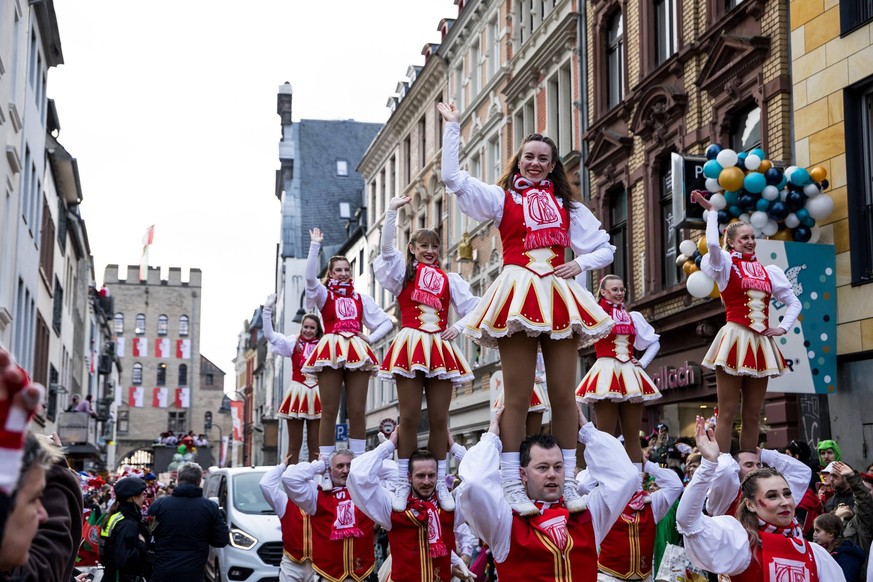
[
  {"left": 670, "top": 153, "right": 708, "bottom": 229},
  {"left": 652, "top": 362, "right": 701, "bottom": 392}
]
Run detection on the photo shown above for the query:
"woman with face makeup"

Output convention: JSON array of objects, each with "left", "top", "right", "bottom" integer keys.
[
  {"left": 439, "top": 102, "right": 615, "bottom": 516},
  {"left": 301, "top": 228, "right": 393, "bottom": 487},
  {"left": 576, "top": 274, "right": 661, "bottom": 463},
  {"left": 693, "top": 191, "right": 802, "bottom": 453},
  {"left": 373, "top": 195, "right": 480, "bottom": 511},
  {"left": 262, "top": 294, "right": 324, "bottom": 465},
  {"left": 675, "top": 416, "right": 845, "bottom": 580}
]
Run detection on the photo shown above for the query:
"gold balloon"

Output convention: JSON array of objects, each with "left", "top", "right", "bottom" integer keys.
[
  {"left": 683, "top": 260, "right": 698, "bottom": 275},
  {"left": 697, "top": 236, "right": 708, "bottom": 255},
  {"left": 718, "top": 166, "right": 745, "bottom": 192},
  {"left": 758, "top": 159, "right": 772, "bottom": 172},
  {"left": 771, "top": 228, "right": 793, "bottom": 241},
  {"left": 810, "top": 166, "right": 828, "bottom": 182},
  {"left": 710, "top": 282, "right": 721, "bottom": 298}
]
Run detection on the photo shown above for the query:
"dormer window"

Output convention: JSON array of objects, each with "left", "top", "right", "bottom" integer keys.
[{"left": 336, "top": 160, "right": 348, "bottom": 176}]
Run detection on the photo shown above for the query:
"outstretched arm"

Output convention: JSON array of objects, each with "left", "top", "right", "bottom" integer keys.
[
  {"left": 305, "top": 229, "right": 327, "bottom": 309},
  {"left": 281, "top": 460, "right": 322, "bottom": 516},
  {"left": 262, "top": 295, "right": 296, "bottom": 357},
  {"left": 361, "top": 295, "right": 393, "bottom": 344},
  {"left": 631, "top": 312, "right": 660, "bottom": 368},
  {"left": 347, "top": 434, "right": 397, "bottom": 529},
  {"left": 372, "top": 200, "right": 407, "bottom": 297},
  {"left": 259, "top": 462, "right": 288, "bottom": 517}
]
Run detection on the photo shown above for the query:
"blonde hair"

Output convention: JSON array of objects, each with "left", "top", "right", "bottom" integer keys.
[
  {"left": 405, "top": 229, "right": 441, "bottom": 283},
  {"left": 722, "top": 221, "right": 753, "bottom": 251},
  {"left": 321, "top": 255, "right": 351, "bottom": 284},
  {"left": 599, "top": 274, "right": 624, "bottom": 290}
]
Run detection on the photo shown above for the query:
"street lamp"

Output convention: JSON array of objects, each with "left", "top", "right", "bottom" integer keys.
[{"left": 219, "top": 390, "right": 249, "bottom": 467}]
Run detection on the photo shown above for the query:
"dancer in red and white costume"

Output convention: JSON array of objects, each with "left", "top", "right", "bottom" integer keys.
[
  {"left": 576, "top": 275, "right": 661, "bottom": 463},
  {"left": 439, "top": 102, "right": 615, "bottom": 516},
  {"left": 282, "top": 450, "right": 376, "bottom": 582},
  {"left": 677, "top": 416, "right": 844, "bottom": 581},
  {"left": 264, "top": 294, "right": 322, "bottom": 465},
  {"left": 456, "top": 406, "right": 638, "bottom": 581},
  {"left": 259, "top": 459, "right": 313, "bottom": 582},
  {"left": 493, "top": 352, "right": 549, "bottom": 437},
  {"left": 694, "top": 192, "right": 801, "bottom": 452},
  {"left": 302, "top": 228, "right": 392, "bottom": 476},
  {"left": 373, "top": 196, "right": 479, "bottom": 511}
]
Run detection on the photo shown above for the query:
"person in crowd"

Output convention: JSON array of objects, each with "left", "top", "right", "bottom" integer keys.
[
  {"left": 576, "top": 274, "right": 661, "bottom": 463},
  {"left": 259, "top": 457, "right": 313, "bottom": 581},
  {"left": 73, "top": 394, "right": 97, "bottom": 418},
  {"left": 796, "top": 465, "right": 824, "bottom": 540},
  {"left": 147, "top": 462, "right": 228, "bottom": 582},
  {"left": 374, "top": 195, "right": 479, "bottom": 511},
  {"left": 493, "top": 352, "right": 549, "bottom": 437},
  {"left": 676, "top": 416, "right": 845, "bottom": 580},
  {"left": 282, "top": 449, "right": 376, "bottom": 581},
  {"left": 263, "top": 294, "right": 323, "bottom": 464},
  {"left": 818, "top": 439, "right": 842, "bottom": 466},
  {"left": 785, "top": 439, "right": 815, "bottom": 466},
  {"left": 822, "top": 461, "right": 857, "bottom": 513},
  {"left": 7, "top": 433, "right": 82, "bottom": 582},
  {"left": 66, "top": 394, "right": 80, "bottom": 412},
  {"left": 439, "top": 101, "right": 615, "bottom": 516},
  {"left": 594, "top": 457, "right": 684, "bottom": 581},
  {"left": 648, "top": 423, "right": 676, "bottom": 465},
  {"left": 194, "top": 434, "right": 208, "bottom": 447},
  {"left": 457, "top": 405, "right": 637, "bottom": 579},
  {"left": 0, "top": 433, "right": 51, "bottom": 579},
  {"left": 301, "top": 228, "right": 393, "bottom": 482},
  {"left": 813, "top": 512, "right": 866, "bottom": 582},
  {"left": 705, "top": 444, "right": 811, "bottom": 518},
  {"left": 347, "top": 429, "right": 476, "bottom": 582},
  {"left": 102, "top": 476, "right": 151, "bottom": 582},
  {"left": 828, "top": 461, "right": 873, "bottom": 560}
]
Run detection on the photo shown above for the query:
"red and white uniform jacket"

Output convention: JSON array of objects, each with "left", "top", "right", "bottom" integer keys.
[
  {"left": 676, "top": 457, "right": 845, "bottom": 580},
  {"left": 593, "top": 299, "right": 660, "bottom": 366},
  {"left": 456, "top": 427, "right": 638, "bottom": 581},
  {"left": 262, "top": 307, "right": 319, "bottom": 386},
  {"left": 258, "top": 464, "right": 311, "bottom": 563}
]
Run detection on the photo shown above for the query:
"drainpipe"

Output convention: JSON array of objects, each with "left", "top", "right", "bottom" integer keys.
[{"left": 578, "top": 0, "right": 591, "bottom": 203}]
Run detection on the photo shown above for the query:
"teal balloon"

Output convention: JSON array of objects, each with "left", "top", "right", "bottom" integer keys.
[
  {"left": 724, "top": 190, "right": 740, "bottom": 205},
  {"left": 790, "top": 168, "right": 811, "bottom": 186},
  {"left": 744, "top": 172, "right": 766, "bottom": 194},
  {"left": 801, "top": 216, "right": 816, "bottom": 227},
  {"left": 750, "top": 148, "right": 766, "bottom": 160},
  {"left": 778, "top": 176, "right": 788, "bottom": 189},
  {"left": 796, "top": 208, "right": 810, "bottom": 221},
  {"left": 729, "top": 205, "right": 742, "bottom": 217},
  {"left": 703, "top": 159, "right": 723, "bottom": 179},
  {"left": 756, "top": 198, "right": 771, "bottom": 211}
]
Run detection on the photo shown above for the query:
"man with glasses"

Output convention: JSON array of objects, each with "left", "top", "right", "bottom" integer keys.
[{"left": 704, "top": 447, "right": 811, "bottom": 517}]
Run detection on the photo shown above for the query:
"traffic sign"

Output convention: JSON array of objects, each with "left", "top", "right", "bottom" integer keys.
[{"left": 335, "top": 423, "right": 349, "bottom": 442}]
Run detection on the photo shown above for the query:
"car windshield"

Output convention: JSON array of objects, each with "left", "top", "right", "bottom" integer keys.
[{"left": 232, "top": 472, "right": 274, "bottom": 515}]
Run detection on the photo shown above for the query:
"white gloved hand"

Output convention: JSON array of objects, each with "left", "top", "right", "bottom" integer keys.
[
  {"left": 311, "top": 459, "right": 326, "bottom": 474},
  {"left": 452, "top": 560, "right": 476, "bottom": 581},
  {"left": 264, "top": 294, "right": 277, "bottom": 310}
]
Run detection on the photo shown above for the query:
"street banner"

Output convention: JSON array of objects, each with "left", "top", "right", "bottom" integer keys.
[
  {"left": 152, "top": 387, "right": 168, "bottom": 408},
  {"left": 128, "top": 386, "right": 144, "bottom": 408},
  {"left": 176, "top": 339, "right": 191, "bottom": 359},
  {"left": 155, "top": 338, "right": 170, "bottom": 359},
  {"left": 133, "top": 337, "right": 147, "bottom": 358},
  {"left": 175, "top": 387, "right": 191, "bottom": 408},
  {"left": 230, "top": 401, "right": 244, "bottom": 441}
]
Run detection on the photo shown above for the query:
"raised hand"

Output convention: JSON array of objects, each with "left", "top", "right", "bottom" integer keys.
[
  {"left": 310, "top": 228, "right": 324, "bottom": 243},
  {"left": 694, "top": 415, "right": 720, "bottom": 462},
  {"left": 577, "top": 403, "right": 589, "bottom": 428},
  {"left": 489, "top": 407, "right": 504, "bottom": 436},
  {"left": 389, "top": 196, "right": 412, "bottom": 211},
  {"left": 264, "top": 294, "right": 277, "bottom": 310},
  {"left": 691, "top": 190, "right": 714, "bottom": 212},
  {"left": 832, "top": 461, "right": 854, "bottom": 478},
  {"left": 437, "top": 102, "right": 460, "bottom": 123}
]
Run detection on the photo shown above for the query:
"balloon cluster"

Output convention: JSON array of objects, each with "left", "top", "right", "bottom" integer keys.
[
  {"left": 700, "top": 144, "right": 833, "bottom": 243},
  {"left": 676, "top": 237, "right": 719, "bottom": 299}
]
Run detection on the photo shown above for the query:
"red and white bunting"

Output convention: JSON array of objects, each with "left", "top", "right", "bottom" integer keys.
[
  {"left": 152, "top": 387, "right": 168, "bottom": 408},
  {"left": 155, "top": 338, "right": 170, "bottom": 359},
  {"left": 175, "top": 387, "right": 191, "bottom": 409},
  {"left": 128, "top": 386, "right": 144, "bottom": 408},
  {"left": 133, "top": 337, "right": 148, "bottom": 358},
  {"left": 176, "top": 339, "right": 191, "bottom": 359}
]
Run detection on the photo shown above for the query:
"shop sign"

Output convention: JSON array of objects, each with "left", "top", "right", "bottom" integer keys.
[
  {"left": 670, "top": 153, "right": 708, "bottom": 229},
  {"left": 652, "top": 362, "right": 701, "bottom": 391}
]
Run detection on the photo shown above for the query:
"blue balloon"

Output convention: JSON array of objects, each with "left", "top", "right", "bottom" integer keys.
[
  {"left": 768, "top": 200, "right": 789, "bottom": 221},
  {"left": 736, "top": 152, "right": 748, "bottom": 168},
  {"left": 724, "top": 190, "right": 740, "bottom": 205},
  {"left": 729, "top": 205, "right": 742, "bottom": 217},
  {"left": 792, "top": 225, "right": 812, "bottom": 242},
  {"left": 717, "top": 210, "right": 731, "bottom": 224},
  {"left": 750, "top": 148, "right": 766, "bottom": 160},
  {"left": 695, "top": 255, "right": 703, "bottom": 267},
  {"left": 703, "top": 159, "right": 723, "bottom": 179},
  {"left": 764, "top": 168, "right": 782, "bottom": 185},
  {"left": 705, "top": 144, "right": 722, "bottom": 160},
  {"left": 738, "top": 194, "right": 757, "bottom": 211},
  {"left": 795, "top": 208, "right": 810, "bottom": 221},
  {"left": 801, "top": 215, "right": 816, "bottom": 227},
  {"left": 786, "top": 191, "right": 807, "bottom": 211},
  {"left": 790, "top": 168, "right": 811, "bottom": 186},
  {"left": 744, "top": 172, "right": 766, "bottom": 194},
  {"left": 756, "top": 198, "right": 771, "bottom": 211},
  {"left": 778, "top": 176, "right": 788, "bottom": 190}
]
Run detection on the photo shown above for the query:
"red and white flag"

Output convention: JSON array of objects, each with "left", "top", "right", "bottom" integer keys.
[
  {"left": 139, "top": 225, "right": 155, "bottom": 281},
  {"left": 152, "top": 387, "right": 168, "bottom": 408},
  {"left": 176, "top": 339, "right": 191, "bottom": 359},
  {"left": 128, "top": 386, "right": 145, "bottom": 408},
  {"left": 155, "top": 338, "right": 170, "bottom": 359},
  {"left": 115, "top": 337, "right": 126, "bottom": 358},
  {"left": 133, "top": 337, "right": 148, "bottom": 358},
  {"left": 175, "top": 387, "right": 191, "bottom": 408},
  {"left": 231, "top": 401, "right": 244, "bottom": 441}
]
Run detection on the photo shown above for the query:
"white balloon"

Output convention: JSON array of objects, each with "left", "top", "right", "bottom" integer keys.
[
  {"left": 806, "top": 194, "right": 834, "bottom": 220},
  {"left": 744, "top": 154, "right": 762, "bottom": 170},
  {"left": 687, "top": 271, "right": 716, "bottom": 298},
  {"left": 784, "top": 166, "right": 798, "bottom": 180},
  {"left": 762, "top": 185, "right": 780, "bottom": 201},
  {"left": 709, "top": 193, "right": 727, "bottom": 210},
  {"left": 716, "top": 149, "right": 738, "bottom": 168},
  {"left": 809, "top": 225, "right": 822, "bottom": 243},
  {"left": 803, "top": 183, "right": 820, "bottom": 197},
  {"left": 739, "top": 213, "right": 751, "bottom": 224},
  {"left": 705, "top": 177, "right": 722, "bottom": 193},
  {"left": 676, "top": 254, "right": 688, "bottom": 267},
  {"left": 750, "top": 211, "right": 769, "bottom": 229},
  {"left": 784, "top": 213, "right": 800, "bottom": 228},
  {"left": 718, "top": 223, "right": 728, "bottom": 234},
  {"left": 780, "top": 189, "right": 789, "bottom": 201},
  {"left": 679, "top": 239, "right": 697, "bottom": 257},
  {"left": 753, "top": 227, "right": 763, "bottom": 238},
  {"left": 762, "top": 219, "right": 779, "bottom": 236}
]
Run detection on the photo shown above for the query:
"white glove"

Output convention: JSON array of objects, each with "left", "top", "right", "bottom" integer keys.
[
  {"left": 311, "top": 459, "right": 326, "bottom": 474},
  {"left": 264, "top": 294, "right": 277, "bottom": 310},
  {"left": 452, "top": 560, "right": 476, "bottom": 581}
]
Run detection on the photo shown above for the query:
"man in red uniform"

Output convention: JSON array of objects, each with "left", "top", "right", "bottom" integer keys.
[
  {"left": 346, "top": 431, "right": 475, "bottom": 582},
  {"left": 457, "top": 406, "right": 637, "bottom": 581},
  {"left": 282, "top": 450, "right": 375, "bottom": 582},
  {"left": 259, "top": 458, "right": 313, "bottom": 581}
]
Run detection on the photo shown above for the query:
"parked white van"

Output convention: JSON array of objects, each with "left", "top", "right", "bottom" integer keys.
[{"left": 203, "top": 466, "right": 282, "bottom": 582}]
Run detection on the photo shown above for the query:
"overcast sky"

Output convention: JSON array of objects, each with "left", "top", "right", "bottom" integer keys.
[{"left": 50, "top": 1, "right": 457, "bottom": 389}]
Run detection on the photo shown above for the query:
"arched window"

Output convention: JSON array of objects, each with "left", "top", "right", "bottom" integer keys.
[
  {"left": 178, "top": 364, "right": 188, "bottom": 387},
  {"left": 157, "top": 363, "right": 167, "bottom": 386},
  {"left": 606, "top": 10, "right": 625, "bottom": 109},
  {"left": 135, "top": 314, "right": 146, "bottom": 335},
  {"left": 179, "top": 315, "right": 189, "bottom": 337},
  {"left": 132, "top": 363, "right": 143, "bottom": 386},
  {"left": 157, "top": 314, "right": 168, "bottom": 336},
  {"left": 609, "top": 188, "right": 628, "bottom": 283},
  {"left": 114, "top": 313, "right": 124, "bottom": 335}
]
